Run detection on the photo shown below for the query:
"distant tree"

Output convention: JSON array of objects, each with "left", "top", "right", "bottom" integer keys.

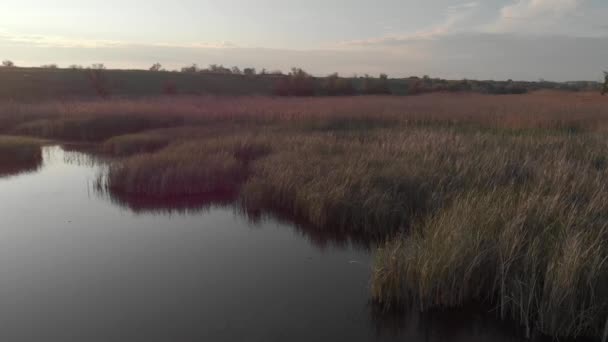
[
  {"left": 362, "top": 73, "right": 391, "bottom": 95},
  {"left": 260, "top": 68, "right": 267, "bottom": 75},
  {"left": 275, "top": 68, "right": 315, "bottom": 96},
  {"left": 243, "top": 67, "right": 256, "bottom": 76},
  {"left": 40, "top": 64, "right": 58, "bottom": 69},
  {"left": 90, "top": 63, "right": 106, "bottom": 70},
  {"left": 1, "top": 60, "right": 15, "bottom": 68},
  {"left": 603, "top": 72, "right": 608, "bottom": 95},
  {"left": 69, "top": 64, "right": 83, "bottom": 70},
  {"left": 149, "top": 63, "right": 162, "bottom": 72},
  {"left": 181, "top": 64, "right": 199, "bottom": 73},
  {"left": 207, "top": 64, "right": 232, "bottom": 74},
  {"left": 231, "top": 66, "right": 242, "bottom": 75},
  {"left": 86, "top": 67, "right": 110, "bottom": 98},
  {"left": 323, "top": 72, "right": 355, "bottom": 96}
]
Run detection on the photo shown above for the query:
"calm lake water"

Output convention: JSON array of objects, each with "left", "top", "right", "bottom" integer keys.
[{"left": 0, "top": 146, "right": 532, "bottom": 342}]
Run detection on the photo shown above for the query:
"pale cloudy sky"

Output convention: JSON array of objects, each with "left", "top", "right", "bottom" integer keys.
[{"left": 1, "top": 0, "right": 607, "bottom": 81}]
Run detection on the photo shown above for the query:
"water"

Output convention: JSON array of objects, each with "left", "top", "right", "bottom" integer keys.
[{"left": 0, "top": 146, "right": 531, "bottom": 342}]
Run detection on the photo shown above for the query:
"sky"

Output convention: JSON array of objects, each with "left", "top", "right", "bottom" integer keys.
[{"left": 1, "top": 0, "right": 608, "bottom": 81}]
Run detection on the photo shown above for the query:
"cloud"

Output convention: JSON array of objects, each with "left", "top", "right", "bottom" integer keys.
[
  {"left": 338, "top": 1, "right": 479, "bottom": 47},
  {"left": 3, "top": 30, "right": 606, "bottom": 82},
  {"left": 0, "top": 29, "right": 236, "bottom": 49},
  {"left": 2, "top": 1, "right": 607, "bottom": 82},
  {"left": 493, "top": 0, "right": 585, "bottom": 33}
]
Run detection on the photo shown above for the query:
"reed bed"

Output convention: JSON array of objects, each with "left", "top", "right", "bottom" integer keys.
[
  {"left": 1, "top": 92, "right": 608, "bottom": 137},
  {"left": 1, "top": 91, "right": 608, "bottom": 339}
]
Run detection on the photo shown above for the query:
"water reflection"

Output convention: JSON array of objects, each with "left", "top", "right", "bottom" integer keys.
[
  {"left": 369, "top": 304, "right": 537, "bottom": 342},
  {"left": 242, "top": 208, "right": 379, "bottom": 250},
  {"left": 98, "top": 187, "right": 379, "bottom": 250},
  {"left": 99, "top": 191, "right": 236, "bottom": 216}
]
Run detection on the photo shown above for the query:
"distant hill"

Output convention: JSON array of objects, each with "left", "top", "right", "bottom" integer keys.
[{"left": 0, "top": 67, "right": 601, "bottom": 101}]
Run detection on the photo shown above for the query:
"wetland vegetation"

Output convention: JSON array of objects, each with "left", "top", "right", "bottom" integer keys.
[{"left": 1, "top": 91, "right": 607, "bottom": 340}]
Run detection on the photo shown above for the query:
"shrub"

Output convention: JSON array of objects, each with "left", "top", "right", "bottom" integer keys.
[
  {"left": 1, "top": 60, "right": 15, "bottom": 68},
  {"left": 362, "top": 74, "right": 391, "bottom": 94},
  {"left": 275, "top": 68, "right": 315, "bottom": 96},
  {"left": 149, "top": 63, "right": 163, "bottom": 72},
  {"left": 181, "top": 64, "right": 199, "bottom": 73},
  {"left": 322, "top": 73, "right": 356, "bottom": 96}
]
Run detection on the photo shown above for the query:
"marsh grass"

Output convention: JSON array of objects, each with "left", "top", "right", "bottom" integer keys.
[
  {"left": 12, "top": 114, "right": 182, "bottom": 142},
  {"left": 102, "top": 132, "right": 171, "bottom": 156},
  {"left": 1, "top": 91, "right": 608, "bottom": 340},
  {"left": 370, "top": 137, "right": 608, "bottom": 340},
  {"left": 0, "top": 136, "right": 43, "bottom": 176},
  {"left": 101, "top": 135, "right": 272, "bottom": 198}
]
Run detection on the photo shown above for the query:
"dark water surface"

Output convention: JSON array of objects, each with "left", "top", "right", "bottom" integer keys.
[{"left": 0, "top": 146, "right": 531, "bottom": 342}]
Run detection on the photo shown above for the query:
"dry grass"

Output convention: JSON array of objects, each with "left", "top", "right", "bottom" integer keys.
[
  {"left": 102, "top": 132, "right": 171, "bottom": 156},
  {"left": 100, "top": 135, "right": 271, "bottom": 197},
  {"left": 1, "top": 92, "right": 607, "bottom": 136},
  {"left": 1, "top": 91, "right": 608, "bottom": 339}
]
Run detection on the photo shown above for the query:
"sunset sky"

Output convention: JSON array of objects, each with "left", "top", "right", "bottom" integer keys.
[{"left": 2, "top": 0, "right": 607, "bottom": 81}]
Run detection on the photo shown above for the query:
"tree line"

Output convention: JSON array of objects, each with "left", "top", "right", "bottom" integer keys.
[{"left": 2, "top": 59, "right": 604, "bottom": 97}]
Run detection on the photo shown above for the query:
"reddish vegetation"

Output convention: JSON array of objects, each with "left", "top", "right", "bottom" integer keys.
[{"left": 1, "top": 91, "right": 606, "bottom": 135}]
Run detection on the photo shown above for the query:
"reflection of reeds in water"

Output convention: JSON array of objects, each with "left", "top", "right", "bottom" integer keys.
[
  {"left": 95, "top": 179, "right": 376, "bottom": 251},
  {"left": 96, "top": 189, "right": 236, "bottom": 216},
  {"left": 369, "top": 303, "right": 527, "bottom": 342},
  {"left": 0, "top": 136, "right": 43, "bottom": 177},
  {"left": 238, "top": 204, "right": 379, "bottom": 251}
]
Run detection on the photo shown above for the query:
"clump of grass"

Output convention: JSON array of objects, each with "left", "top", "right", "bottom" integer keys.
[
  {"left": 240, "top": 148, "right": 430, "bottom": 238},
  {"left": 12, "top": 114, "right": 182, "bottom": 142},
  {"left": 103, "top": 151, "right": 244, "bottom": 197},
  {"left": 0, "top": 135, "right": 43, "bottom": 176},
  {"left": 371, "top": 149, "right": 608, "bottom": 340},
  {"left": 101, "top": 136, "right": 271, "bottom": 198},
  {"left": 102, "top": 132, "right": 170, "bottom": 156}
]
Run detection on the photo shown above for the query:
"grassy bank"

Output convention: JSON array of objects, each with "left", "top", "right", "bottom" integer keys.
[
  {"left": 1, "top": 91, "right": 607, "bottom": 339},
  {"left": 0, "top": 136, "right": 43, "bottom": 176}
]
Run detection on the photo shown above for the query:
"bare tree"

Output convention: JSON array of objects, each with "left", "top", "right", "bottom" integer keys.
[
  {"left": 1, "top": 60, "right": 15, "bottom": 68},
  {"left": 90, "top": 63, "right": 106, "bottom": 70},
  {"left": 243, "top": 67, "right": 256, "bottom": 76},
  {"left": 181, "top": 64, "right": 199, "bottom": 73},
  {"left": 149, "top": 63, "right": 162, "bottom": 72}
]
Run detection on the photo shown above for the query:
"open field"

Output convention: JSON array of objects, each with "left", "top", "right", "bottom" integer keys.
[{"left": 1, "top": 91, "right": 607, "bottom": 340}]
